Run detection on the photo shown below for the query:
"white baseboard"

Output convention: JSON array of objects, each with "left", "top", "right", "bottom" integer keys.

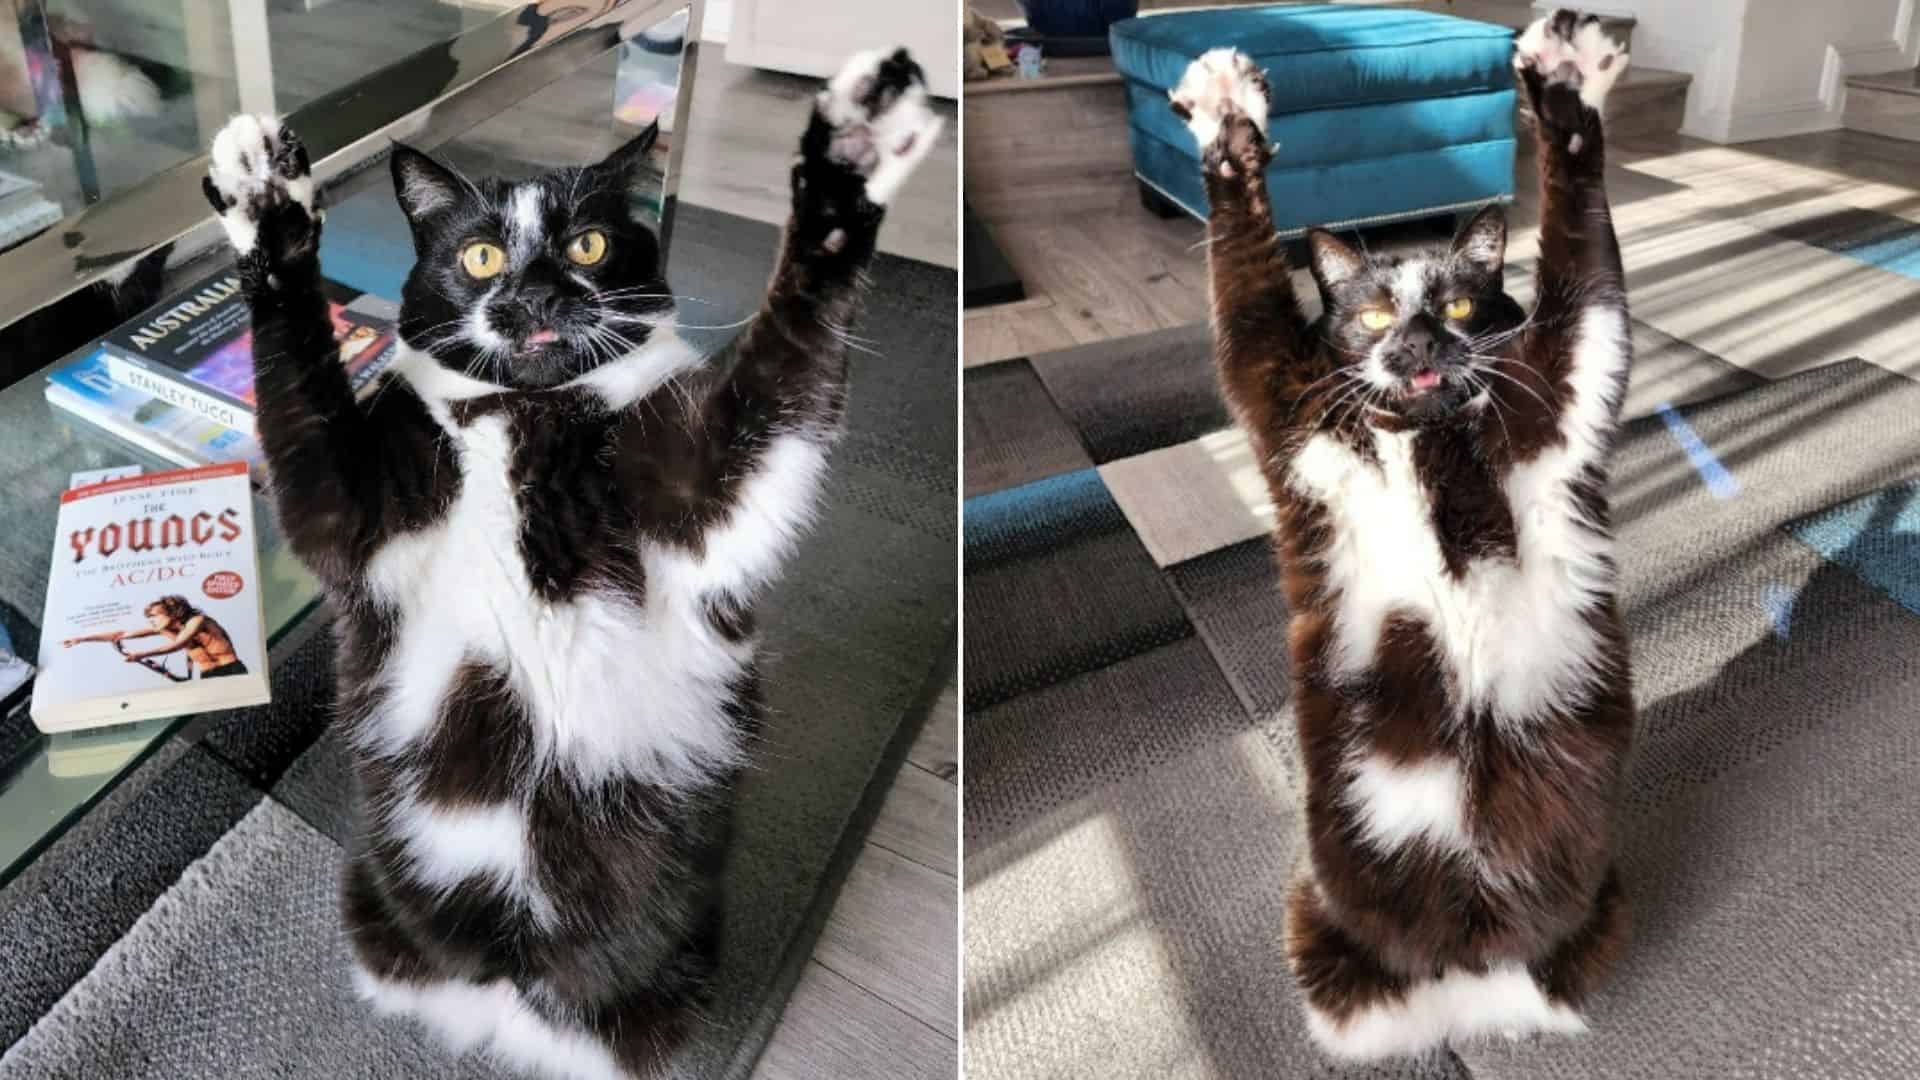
[{"left": 702, "top": 0, "right": 732, "bottom": 45}]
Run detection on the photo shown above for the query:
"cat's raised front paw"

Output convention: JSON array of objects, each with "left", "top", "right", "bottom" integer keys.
[
  {"left": 815, "top": 47, "right": 943, "bottom": 206},
  {"left": 1515, "top": 11, "right": 1629, "bottom": 121},
  {"left": 202, "top": 114, "right": 317, "bottom": 260},
  {"left": 1169, "top": 48, "right": 1270, "bottom": 151}
]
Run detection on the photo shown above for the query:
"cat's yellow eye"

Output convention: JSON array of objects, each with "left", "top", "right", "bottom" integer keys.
[
  {"left": 460, "top": 242, "right": 506, "bottom": 280},
  {"left": 1359, "top": 309, "right": 1395, "bottom": 332},
  {"left": 1444, "top": 297, "right": 1476, "bottom": 321},
  {"left": 566, "top": 230, "right": 609, "bottom": 266}
]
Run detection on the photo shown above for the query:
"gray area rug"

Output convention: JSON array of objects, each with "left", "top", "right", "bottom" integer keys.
[
  {"left": 1, "top": 800, "right": 483, "bottom": 1080},
  {"left": 0, "top": 204, "right": 956, "bottom": 1079},
  {"left": 965, "top": 356, "right": 1920, "bottom": 1079}
]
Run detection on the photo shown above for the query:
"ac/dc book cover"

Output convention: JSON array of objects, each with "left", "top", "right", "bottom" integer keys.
[{"left": 31, "top": 463, "right": 271, "bottom": 733}]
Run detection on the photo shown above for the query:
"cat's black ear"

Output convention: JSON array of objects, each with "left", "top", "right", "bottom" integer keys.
[
  {"left": 1307, "top": 229, "right": 1365, "bottom": 293},
  {"left": 594, "top": 120, "right": 660, "bottom": 184},
  {"left": 1451, "top": 205, "right": 1507, "bottom": 276},
  {"left": 390, "top": 143, "right": 464, "bottom": 225}
]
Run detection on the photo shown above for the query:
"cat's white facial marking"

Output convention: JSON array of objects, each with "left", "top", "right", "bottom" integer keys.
[
  {"left": 1302, "top": 963, "right": 1587, "bottom": 1061},
  {"left": 1288, "top": 427, "right": 1610, "bottom": 725},
  {"left": 1391, "top": 259, "right": 1429, "bottom": 313},
  {"left": 1344, "top": 754, "right": 1470, "bottom": 853},
  {"left": 466, "top": 284, "right": 510, "bottom": 359},
  {"left": 509, "top": 184, "right": 544, "bottom": 263}
]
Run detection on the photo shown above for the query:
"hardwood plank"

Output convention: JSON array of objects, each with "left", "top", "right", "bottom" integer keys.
[
  {"left": 815, "top": 842, "right": 959, "bottom": 1039},
  {"left": 869, "top": 755, "right": 957, "bottom": 876},
  {"left": 751, "top": 960, "right": 955, "bottom": 1080},
  {"left": 964, "top": 299, "right": 1084, "bottom": 367},
  {"left": 907, "top": 677, "right": 958, "bottom": 782}
]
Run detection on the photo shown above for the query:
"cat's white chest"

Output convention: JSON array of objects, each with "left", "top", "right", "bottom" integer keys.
[
  {"left": 362, "top": 411, "right": 746, "bottom": 790},
  {"left": 1288, "top": 428, "right": 1611, "bottom": 722}
]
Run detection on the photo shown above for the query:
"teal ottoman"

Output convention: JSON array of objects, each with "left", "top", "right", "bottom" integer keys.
[{"left": 1110, "top": 5, "right": 1517, "bottom": 235}]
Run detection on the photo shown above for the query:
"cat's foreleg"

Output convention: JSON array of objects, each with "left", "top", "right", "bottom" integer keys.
[
  {"left": 203, "top": 116, "right": 393, "bottom": 589},
  {"left": 1512, "top": 12, "right": 1632, "bottom": 463},
  {"left": 685, "top": 48, "right": 941, "bottom": 598},
  {"left": 1170, "top": 50, "right": 1315, "bottom": 443}
]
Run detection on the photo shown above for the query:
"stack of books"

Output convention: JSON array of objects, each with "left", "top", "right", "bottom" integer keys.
[{"left": 44, "top": 265, "right": 402, "bottom": 469}]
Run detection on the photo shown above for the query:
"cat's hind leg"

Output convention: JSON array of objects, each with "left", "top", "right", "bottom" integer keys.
[
  {"left": 339, "top": 851, "right": 494, "bottom": 1049},
  {"left": 1531, "top": 866, "right": 1630, "bottom": 1015},
  {"left": 1286, "top": 877, "right": 1590, "bottom": 1060},
  {"left": 344, "top": 854, "right": 647, "bottom": 1078}
]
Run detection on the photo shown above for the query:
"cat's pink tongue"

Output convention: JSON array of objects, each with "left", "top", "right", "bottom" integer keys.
[
  {"left": 526, "top": 328, "right": 559, "bottom": 347},
  {"left": 1411, "top": 369, "right": 1442, "bottom": 392}
]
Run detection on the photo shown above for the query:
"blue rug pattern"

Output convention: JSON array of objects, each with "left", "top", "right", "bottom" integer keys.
[{"left": 1785, "top": 479, "right": 1920, "bottom": 618}]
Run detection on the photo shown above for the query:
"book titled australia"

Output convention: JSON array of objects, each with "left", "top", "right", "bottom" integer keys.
[
  {"left": 30, "top": 463, "right": 271, "bottom": 733},
  {"left": 100, "top": 266, "right": 400, "bottom": 434}
]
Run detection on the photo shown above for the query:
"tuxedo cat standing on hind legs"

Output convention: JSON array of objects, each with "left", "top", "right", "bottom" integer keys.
[
  {"left": 1172, "top": 10, "right": 1637, "bottom": 1061},
  {"left": 200, "top": 47, "right": 940, "bottom": 1080}
]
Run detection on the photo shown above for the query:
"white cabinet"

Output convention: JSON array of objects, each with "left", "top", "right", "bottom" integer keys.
[{"left": 725, "top": 0, "right": 957, "bottom": 99}]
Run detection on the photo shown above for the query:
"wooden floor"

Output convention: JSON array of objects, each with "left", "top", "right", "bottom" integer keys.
[{"left": 752, "top": 679, "right": 958, "bottom": 1080}]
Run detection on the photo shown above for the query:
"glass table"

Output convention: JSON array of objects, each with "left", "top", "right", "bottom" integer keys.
[{"left": 0, "top": 0, "right": 699, "bottom": 886}]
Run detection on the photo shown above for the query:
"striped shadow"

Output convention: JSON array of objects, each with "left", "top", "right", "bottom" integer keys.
[{"left": 1766, "top": 205, "right": 1920, "bottom": 282}]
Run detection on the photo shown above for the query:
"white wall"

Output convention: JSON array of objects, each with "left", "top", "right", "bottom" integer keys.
[
  {"left": 726, "top": 0, "right": 958, "bottom": 99},
  {"left": 1615, "top": 0, "right": 1918, "bottom": 142}
]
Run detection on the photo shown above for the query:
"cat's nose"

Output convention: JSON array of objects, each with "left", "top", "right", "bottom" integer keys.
[
  {"left": 1394, "top": 321, "right": 1438, "bottom": 372},
  {"left": 519, "top": 286, "right": 563, "bottom": 324}
]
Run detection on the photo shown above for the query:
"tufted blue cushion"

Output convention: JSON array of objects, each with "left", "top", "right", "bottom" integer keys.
[
  {"left": 1111, "top": 5, "right": 1515, "bottom": 111},
  {"left": 1110, "top": 5, "right": 1517, "bottom": 234}
]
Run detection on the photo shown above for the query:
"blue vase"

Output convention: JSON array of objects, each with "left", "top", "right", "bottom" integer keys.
[{"left": 1023, "top": 0, "right": 1140, "bottom": 39}]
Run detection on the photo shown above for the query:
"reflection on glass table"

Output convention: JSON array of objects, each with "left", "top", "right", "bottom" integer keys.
[{"left": 0, "top": 1, "right": 518, "bottom": 246}]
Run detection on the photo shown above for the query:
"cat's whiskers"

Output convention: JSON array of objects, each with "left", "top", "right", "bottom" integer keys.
[
  {"left": 665, "top": 313, "right": 762, "bottom": 333},
  {"left": 1461, "top": 367, "right": 1517, "bottom": 450},
  {"left": 1465, "top": 359, "right": 1555, "bottom": 414},
  {"left": 1321, "top": 371, "right": 1380, "bottom": 431},
  {"left": 1287, "top": 365, "right": 1364, "bottom": 419}
]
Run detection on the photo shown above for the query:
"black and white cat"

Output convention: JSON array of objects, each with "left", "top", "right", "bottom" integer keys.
[
  {"left": 1171, "top": 12, "right": 1635, "bottom": 1061},
  {"left": 200, "top": 48, "right": 940, "bottom": 1079}
]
